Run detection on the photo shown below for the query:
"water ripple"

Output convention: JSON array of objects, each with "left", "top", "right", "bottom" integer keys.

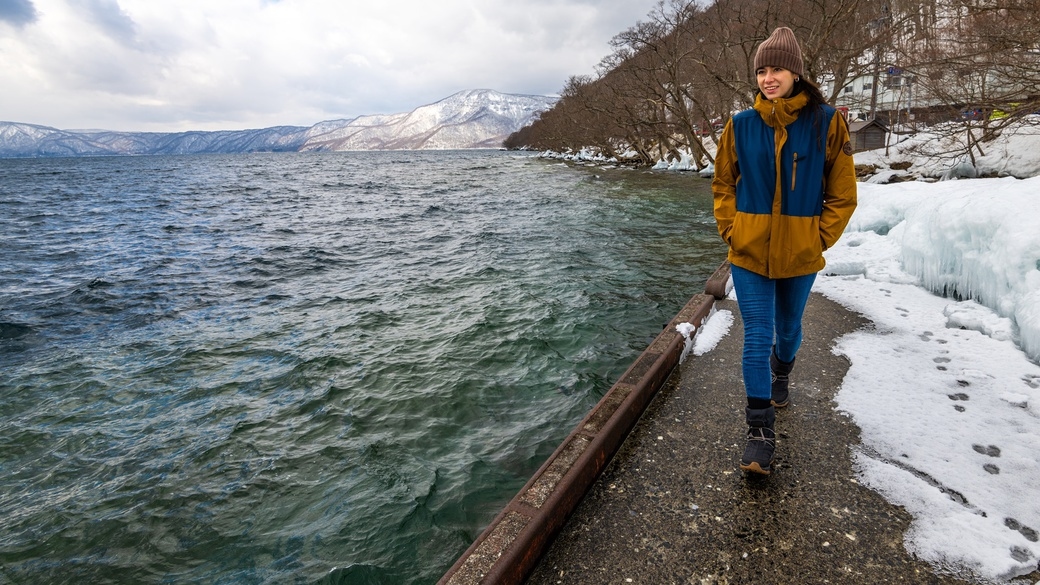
[{"left": 0, "top": 151, "right": 723, "bottom": 584}]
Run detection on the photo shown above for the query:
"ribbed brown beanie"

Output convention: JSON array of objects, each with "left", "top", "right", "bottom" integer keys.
[{"left": 754, "top": 27, "right": 804, "bottom": 77}]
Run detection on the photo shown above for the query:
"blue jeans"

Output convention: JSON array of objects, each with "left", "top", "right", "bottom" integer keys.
[{"left": 730, "top": 265, "right": 816, "bottom": 400}]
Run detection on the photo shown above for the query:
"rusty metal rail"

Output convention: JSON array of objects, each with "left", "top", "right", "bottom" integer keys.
[{"left": 437, "top": 261, "right": 731, "bottom": 585}]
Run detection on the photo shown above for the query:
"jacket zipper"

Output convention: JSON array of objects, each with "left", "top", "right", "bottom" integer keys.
[{"left": 791, "top": 152, "right": 798, "bottom": 191}]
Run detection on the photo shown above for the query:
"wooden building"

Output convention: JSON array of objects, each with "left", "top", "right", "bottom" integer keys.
[{"left": 848, "top": 119, "right": 889, "bottom": 153}]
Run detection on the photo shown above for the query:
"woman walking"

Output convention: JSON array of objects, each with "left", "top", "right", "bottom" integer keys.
[{"left": 711, "top": 26, "right": 858, "bottom": 475}]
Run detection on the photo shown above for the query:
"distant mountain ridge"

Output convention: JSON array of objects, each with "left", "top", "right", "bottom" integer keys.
[{"left": 0, "top": 89, "right": 556, "bottom": 158}]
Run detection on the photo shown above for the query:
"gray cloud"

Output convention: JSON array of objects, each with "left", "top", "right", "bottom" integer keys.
[
  {"left": 70, "top": 0, "right": 137, "bottom": 45},
  {"left": 0, "top": 0, "right": 38, "bottom": 26}
]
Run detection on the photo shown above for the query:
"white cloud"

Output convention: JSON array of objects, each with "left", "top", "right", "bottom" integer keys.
[{"left": 0, "top": 0, "right": 659, "bottom": 131}]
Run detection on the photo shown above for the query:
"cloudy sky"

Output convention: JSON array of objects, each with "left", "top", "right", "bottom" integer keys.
[{"left": 0, "top": 0, "right": 661, "bottom": 132}]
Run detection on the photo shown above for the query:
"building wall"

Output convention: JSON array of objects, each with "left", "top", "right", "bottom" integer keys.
[
  {"left": 852, "top": 127, "right": 887, "bottom": 152},
  {"left": 825, "top": 70, "right": 917, "bottom": 122}
]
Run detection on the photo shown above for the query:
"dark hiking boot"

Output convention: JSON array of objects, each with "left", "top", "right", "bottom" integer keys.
[
  {"left": 739, "top": 406, "right": 776, "bottom": 475},
  {"left": 770, "top": 350, "right": 795, "bottom": 408}
]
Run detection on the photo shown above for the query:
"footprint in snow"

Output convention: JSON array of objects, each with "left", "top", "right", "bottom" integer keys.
[
  {"left": 972, "top": 444, "right": 1000, "bottom": 457},
  {"left": 973, "top": 442, "right": 1001, "bottom": 474},
  {"left": 1005, "top": 518, "right": 1039, "bottom": 543},
  {"left": 949, "top": 393, "right": 969, "bottom": 411}
]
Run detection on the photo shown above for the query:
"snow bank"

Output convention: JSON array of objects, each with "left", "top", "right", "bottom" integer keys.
[
  {"left": 855, "top": 118, "right": 1040, "bottom": 180},
  {"left": 814, "top": 173, "right": 1040, "bottom": 582},
  {"left": 827, "top": 178, "right": 1040, "bottom": 362}
]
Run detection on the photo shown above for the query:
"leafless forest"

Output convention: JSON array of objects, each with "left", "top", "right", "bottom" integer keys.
[{"left": 505, "top": 0, "right": 1040, "bottom": 168}]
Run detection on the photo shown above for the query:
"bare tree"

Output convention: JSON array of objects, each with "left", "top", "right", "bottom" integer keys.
[
  {"left": 506, "top": 0, "right": 1039, "bottom": 172},
  {"left": 889, "top": 0, "right": 1040, "bottom": 166}
]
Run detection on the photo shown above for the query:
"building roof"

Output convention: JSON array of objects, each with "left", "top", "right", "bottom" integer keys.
[{"left": 848, "top": 119, "right": 889, "bottom": 133}]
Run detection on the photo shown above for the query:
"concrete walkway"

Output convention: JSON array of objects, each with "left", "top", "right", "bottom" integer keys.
[{"left": 524, "top": 293, "right": 975, "bottom": 584}]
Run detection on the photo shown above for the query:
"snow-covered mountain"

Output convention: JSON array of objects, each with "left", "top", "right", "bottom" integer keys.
[
  {"left": 0, "top": 122, "right": 311, "bottom": 158},
  {"left": 299, "top": 89, "right": 556, "bottom": 151},
  {"left": 0, "top": 90, "right": 556, "bottom": 158}
]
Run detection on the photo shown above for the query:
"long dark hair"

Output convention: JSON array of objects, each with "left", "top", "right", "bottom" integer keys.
[{"left": 794, "top": 77, "right": 828, "bottom": 112}]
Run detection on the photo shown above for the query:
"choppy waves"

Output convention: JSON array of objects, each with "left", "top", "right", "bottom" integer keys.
[{"left": 0, "top": 151, "right": 722, "bottom": 584}]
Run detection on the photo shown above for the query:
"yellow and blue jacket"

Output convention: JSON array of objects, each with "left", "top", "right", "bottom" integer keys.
[{"left": 712, "top": 91, "right": 858, "bottom": 279}]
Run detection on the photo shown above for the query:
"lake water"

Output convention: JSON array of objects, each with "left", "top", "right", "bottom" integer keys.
[{"left": 0, "top": 150, "right": 723, "bottom": 584}]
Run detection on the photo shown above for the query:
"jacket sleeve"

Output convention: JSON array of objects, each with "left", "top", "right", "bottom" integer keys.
[
  {"left": 820, "top": 114, "right": 858, "bottom": 250},
  {"left": 711, "top": 119, "right": 738, "bottom": 245}
]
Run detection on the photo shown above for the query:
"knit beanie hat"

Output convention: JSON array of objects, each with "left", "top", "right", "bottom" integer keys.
[{"left": 754, "top": 27, "right": 804, "bottom": 78}]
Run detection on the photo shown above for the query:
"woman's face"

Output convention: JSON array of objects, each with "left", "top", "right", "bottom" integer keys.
[{"left": 756, "top": 66, "right": 797, "bottom": 99}]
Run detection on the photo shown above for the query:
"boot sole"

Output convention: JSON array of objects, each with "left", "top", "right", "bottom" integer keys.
[
  {"left": 771, "top": 399, "right": 789, "bottom": 408},
  {"left": 739, "top": 460, "right": 772, "bottom": 475}
]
